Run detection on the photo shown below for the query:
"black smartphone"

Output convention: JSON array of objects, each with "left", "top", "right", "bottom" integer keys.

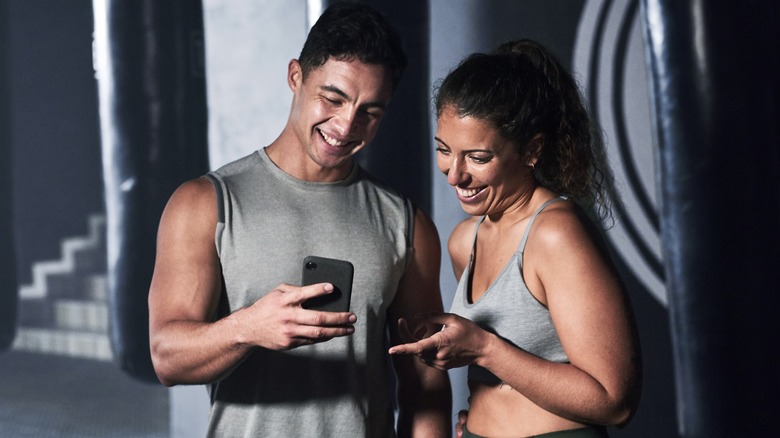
[{"left": 301, "top": 255, "right": 354, "bottom": 312}]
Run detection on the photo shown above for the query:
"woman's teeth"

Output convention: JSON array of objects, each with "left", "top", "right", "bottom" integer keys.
[{"left": 457, "top": 187, "right": 482, "bottom": 198}]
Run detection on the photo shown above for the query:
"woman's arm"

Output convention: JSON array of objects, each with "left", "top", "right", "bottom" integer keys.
[
  {"left": 390, "top": 205, "right": 642, "bottom": 427},
  {"left": 478, "top": 205, "right": 642, "bottom": 426}
]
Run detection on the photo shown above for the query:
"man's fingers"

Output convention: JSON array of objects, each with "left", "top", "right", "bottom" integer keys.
[
  {"left": 304, "top": 309, "right": 356, "bottom": 329},
  {"left": 277, "top": 283, "right": 357, "bottom": 323},
  {"left": 270, "top": 283, "right": 357, "bottom": 329},
  {"left": 299, "top": 325, "right": 354, "bottom": 342},
  {"left": 290, "top": 282, "right": 335, "bottom": 303},
  {"left": 272, "top": 282, "right": 335, "bottom": 304}
]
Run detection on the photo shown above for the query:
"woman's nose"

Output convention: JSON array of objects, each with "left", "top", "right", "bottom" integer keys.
[{"left": 446, "top": 158, "right": 466, "bottom": 186}]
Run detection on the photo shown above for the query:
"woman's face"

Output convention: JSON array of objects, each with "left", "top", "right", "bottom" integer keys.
[{"left": 435, "top": 106, "right": 535, "bottom": 217}]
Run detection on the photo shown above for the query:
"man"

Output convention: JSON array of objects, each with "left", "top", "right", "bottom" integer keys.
[{"left": 148, "top": 3, "right": 451, "bottom": 437}]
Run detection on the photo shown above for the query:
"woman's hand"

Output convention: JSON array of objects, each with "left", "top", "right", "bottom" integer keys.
[{"left": 389, "top": 312, "right": 493, "bottom": 370}]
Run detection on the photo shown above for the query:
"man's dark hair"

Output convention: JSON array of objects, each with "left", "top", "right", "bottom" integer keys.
[{"left": 298, "top": 2, "right": 407, "bottom": 89}]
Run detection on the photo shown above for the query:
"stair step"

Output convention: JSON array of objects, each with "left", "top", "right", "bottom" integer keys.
[
  {"left": 85, "top": 274, "right": 109, "bottom": 301},
  {"left": 18, "top": 214, "right": 106, "bottom": 300},
  {"left": 71, "top": 239, "right": 107, "bottom": 273},
  {"left": 40, "top": 273, "right": 109, "bottom": 301},
  {"left": 13, "top": 214, "right": 113, "bottom": 363},
  {"left": 54, "top": 300, "right": 109, "bottom": 332},
  {"left": 17, "top": 298, "right": 54, "bottom": 327},
  {"left": 12, "top": 328, "right": 112, "bottom": 361}
]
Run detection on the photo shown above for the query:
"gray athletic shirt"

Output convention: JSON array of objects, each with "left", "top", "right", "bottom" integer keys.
[
  {"left": 449, "top": 197, "right": 569, "bottom": 385},
  {"left": 204, "top": 149, "right": 413, "bottom": 437}
]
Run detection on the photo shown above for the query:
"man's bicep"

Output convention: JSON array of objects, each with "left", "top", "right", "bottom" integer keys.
[
  {"left": 389, "top": 208, "right": 444, "bottom": 324},
  {"left": 149, "top": 178, "right": 223, "bottom": 330}
]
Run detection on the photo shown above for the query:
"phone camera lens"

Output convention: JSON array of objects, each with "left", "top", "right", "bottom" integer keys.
[{"left": 305, "top": 261, "right": 317, "bottom": 270}]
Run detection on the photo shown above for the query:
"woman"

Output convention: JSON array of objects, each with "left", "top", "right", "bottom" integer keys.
[{"left": 389, "top": 40, "right": 642, "bottom": 437}]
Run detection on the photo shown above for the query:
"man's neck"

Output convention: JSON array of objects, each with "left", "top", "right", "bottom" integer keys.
[{"left": 264, "top": 139, "right": 354, "bottom": 183}]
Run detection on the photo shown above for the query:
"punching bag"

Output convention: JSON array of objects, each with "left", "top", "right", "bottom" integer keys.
[
  {"left": 0, "top": 0, "right": 18, "bottom": 351},
  {"left": 642, "top": 1, "right": 780, "bottom": 435},
  {"left": 93, "top": 0, "right": 209, "bottom": 382}
]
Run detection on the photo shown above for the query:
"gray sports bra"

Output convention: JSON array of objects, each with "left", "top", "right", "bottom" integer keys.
[{"left": 449, "top": 196, "right": 570, "bottom": 384}]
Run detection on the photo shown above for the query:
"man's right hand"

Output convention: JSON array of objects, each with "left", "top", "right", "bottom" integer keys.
[{"left": 239, "top": 282, "right": 356, "bottom": 351}]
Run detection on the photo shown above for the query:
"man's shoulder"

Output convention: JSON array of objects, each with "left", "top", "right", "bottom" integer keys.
[{"left": 211, "top": 150, "right": 262, "bottom": 179}]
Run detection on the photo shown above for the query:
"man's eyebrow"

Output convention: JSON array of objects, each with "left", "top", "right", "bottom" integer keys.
[
  {"left": 320, "top": 84, "right": 348, "bottom": 99},
  {"left": 320, "top": 84, "right": 387, "bottom": 110}
]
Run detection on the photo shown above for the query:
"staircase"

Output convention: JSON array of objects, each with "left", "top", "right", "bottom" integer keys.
[{"left": 13, "top": 214, "right": 113, "bottom": 361}]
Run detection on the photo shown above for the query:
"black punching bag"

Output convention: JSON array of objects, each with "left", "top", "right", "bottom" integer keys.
[
  {"left": 642, "top": 1, "right": 780, "bottom": 435},
  {"left": 0, "top": 0, "right": 18, "bottom": 351},
  {"left": 94, "top": 0, "right": 209, "bottom": 382}
]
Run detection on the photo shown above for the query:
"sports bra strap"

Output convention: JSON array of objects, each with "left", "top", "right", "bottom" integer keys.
[
  {"left": 517, "top": 196, "right": 568, "bottom": 268},
  {"left": 468, "top": 196, "right": 568, "bottom": 268}
]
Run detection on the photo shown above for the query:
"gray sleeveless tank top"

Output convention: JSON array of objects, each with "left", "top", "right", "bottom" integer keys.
[
  {"left": 449, "top": 197, "right": 569, "bottom": 385},
  {"left": 204, "top": 149, "right": 413, "bottom": 437}
]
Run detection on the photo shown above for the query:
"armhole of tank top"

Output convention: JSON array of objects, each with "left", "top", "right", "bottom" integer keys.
[
  {"left": 401, "top": 198, "right": 416, "bottom": 271},
  {"left": 203, "top": 173, "right": 230, "bottom": 322},
  {"left": 404, "top": 198, "right": 414, "bottom": 249},
  {"left": 204, "top": 173, "right": 226, "bottom": 257},
  {"left": 204, "top": 173, "right": 225, "bottom": 224}
]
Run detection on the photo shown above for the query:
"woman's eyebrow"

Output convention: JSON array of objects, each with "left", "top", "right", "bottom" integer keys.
[{"left": 435, "top": 137, "right": 493, "bottom": 154}]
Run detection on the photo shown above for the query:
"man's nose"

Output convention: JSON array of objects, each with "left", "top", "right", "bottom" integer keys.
[{"left": 334, "top": 107, "right": 360, "bottom": 137}]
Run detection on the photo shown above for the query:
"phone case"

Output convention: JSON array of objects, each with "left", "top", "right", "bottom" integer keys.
[{"left": 301, "top": 256, "right": 354, "bottom": 312}]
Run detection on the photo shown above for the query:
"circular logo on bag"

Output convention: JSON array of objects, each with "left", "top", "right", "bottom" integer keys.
[{"left": 574, "top": 0, "right": 667, "bottom": 306}]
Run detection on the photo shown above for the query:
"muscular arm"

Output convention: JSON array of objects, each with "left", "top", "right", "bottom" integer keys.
[
  {"left": 477, "top": 206, "right": 642, "bottom": 426},
  {"left": 389, "top": 208, "right": 452, "bottom": 437},
  {"left": 148, "top": 177, "right": 356, "bottom": 386}
]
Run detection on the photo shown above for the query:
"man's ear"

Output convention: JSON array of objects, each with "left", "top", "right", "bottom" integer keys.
[
  {"left": 288, "top": 59, "right": 302, "bottom": 91},
  {"left": 526, "top": 133, "right": 544, "bottom": 167}
]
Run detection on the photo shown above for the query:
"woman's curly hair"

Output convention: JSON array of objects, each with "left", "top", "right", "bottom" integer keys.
[{"left": 434, "top": 39, "right": 614, "bottom": 224}]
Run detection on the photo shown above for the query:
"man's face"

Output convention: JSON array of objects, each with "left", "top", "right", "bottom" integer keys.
[{"left": 287, "top": 58, "right": 394, "bottom": 180}]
